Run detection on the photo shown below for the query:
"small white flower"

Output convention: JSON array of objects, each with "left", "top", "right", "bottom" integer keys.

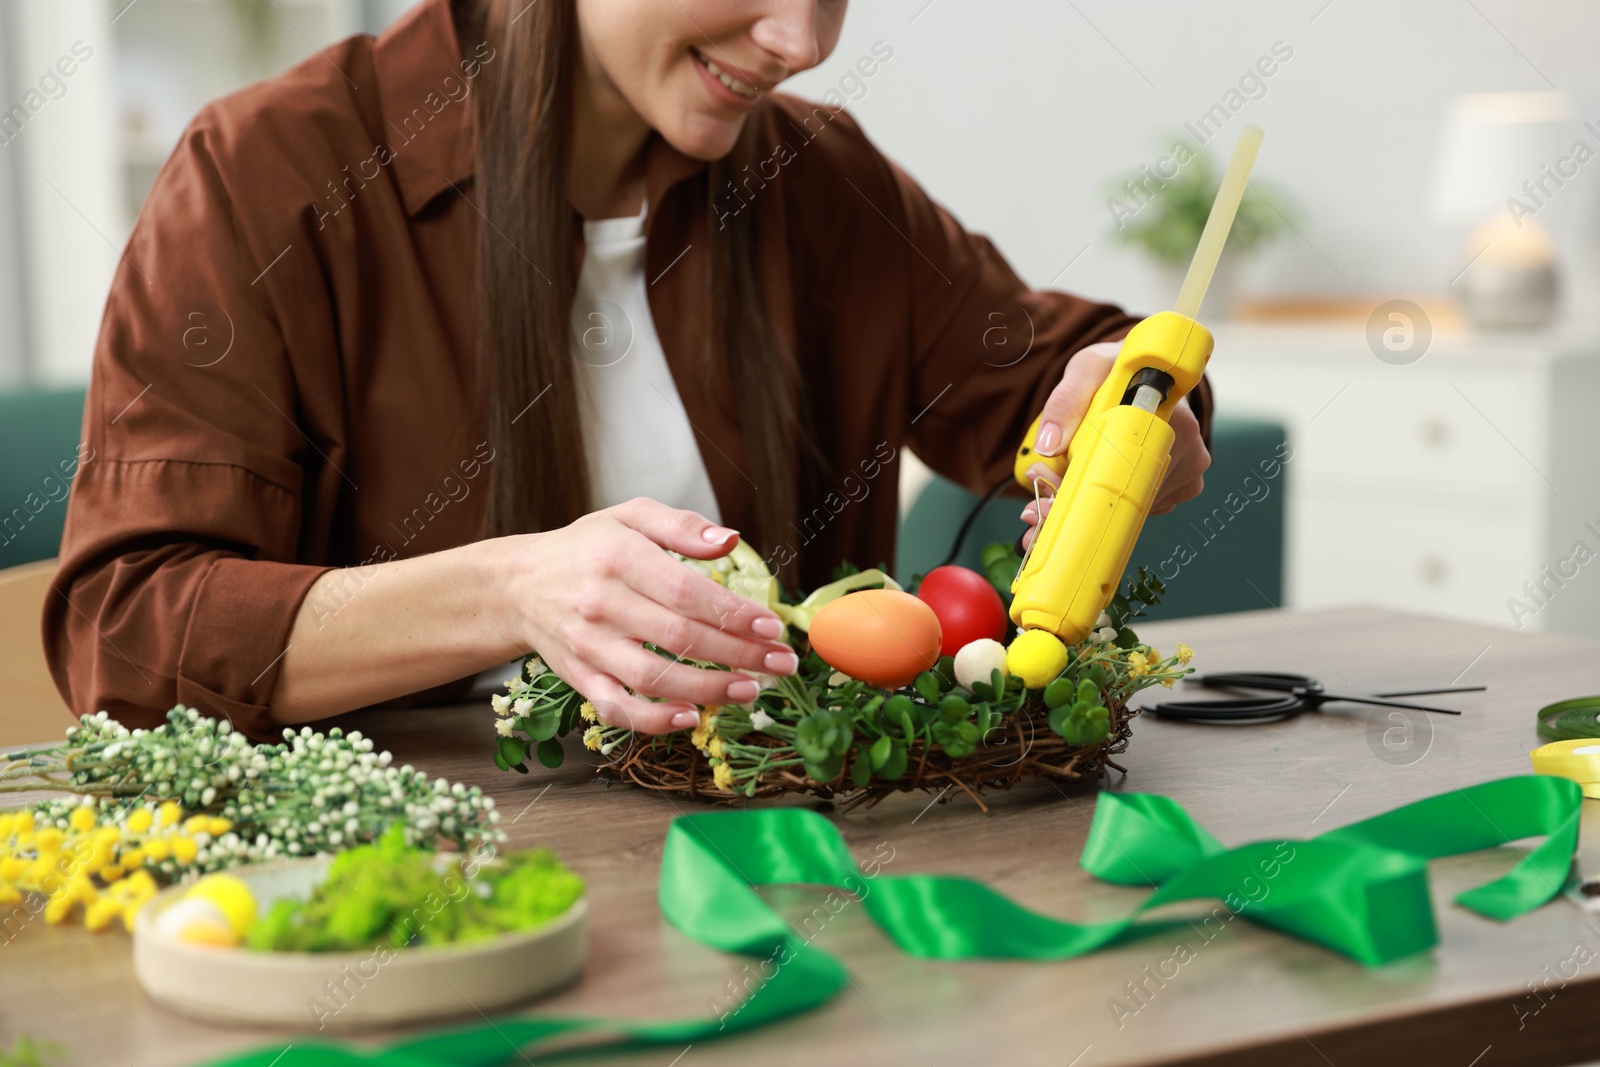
[
  {"left": 491, "top": 694, "right": 511, "bottom": 716},
  {"left": 1097, "top": 626, "right": 1118, "bottom": 642},
  {"left": 512, "top": 697, "right": 533, "bottom": 716},
  {"left": 1096, "top": 610, "right": 1113, "bottom": 629},
  {"left": 495, "top": 718, "right": 514, "bottom": 737},
  {"left": 526, "top": 657, "right": 547, "bottom": 679},
  {"left": 750, "top": 709, "right": 776, "bottom": 732}
]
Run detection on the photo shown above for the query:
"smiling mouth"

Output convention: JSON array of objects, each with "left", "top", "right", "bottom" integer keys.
[{"left": 691, "top": 47, "right": 762, "bottom": 99}]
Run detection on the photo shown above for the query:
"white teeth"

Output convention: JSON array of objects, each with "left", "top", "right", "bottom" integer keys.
[{"left": 698, "top": 53, "right": 759, "bottom": 98}]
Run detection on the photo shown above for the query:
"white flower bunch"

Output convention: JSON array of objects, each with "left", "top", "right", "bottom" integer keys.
[
  {"left": 1083, "top": 610, "right": 1119, "bottom": 646},
  {"left": 487, "top": 654, "right": 594, "bottom": 773},
  {"left": 17, "top": 707, "right": 504, "bottom": 873}
]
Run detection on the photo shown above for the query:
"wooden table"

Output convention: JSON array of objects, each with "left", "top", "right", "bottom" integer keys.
[{"left": 8, "top": 605, "right": 1600, "bottom": 1067}]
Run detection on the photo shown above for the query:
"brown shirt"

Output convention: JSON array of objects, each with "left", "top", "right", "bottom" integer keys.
[{"left": 44, "top": 0, "right": 1212, "bottom": 740}]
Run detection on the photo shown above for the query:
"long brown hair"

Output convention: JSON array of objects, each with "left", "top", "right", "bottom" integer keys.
[{"left": 461, "top": 0, "right": 806, "bottom": 569}]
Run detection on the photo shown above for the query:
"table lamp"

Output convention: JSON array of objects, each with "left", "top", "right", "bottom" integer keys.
[{"left": 1428, "top": 91, "right": 1573, "bottom": 330}]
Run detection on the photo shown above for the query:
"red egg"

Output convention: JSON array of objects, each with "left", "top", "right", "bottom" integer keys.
[
  {"left": 808, "top": 589, "right": 943, "bottom": 690},
  {"left": 917, "top": 565, "right": 1008, "bottom": 656}
]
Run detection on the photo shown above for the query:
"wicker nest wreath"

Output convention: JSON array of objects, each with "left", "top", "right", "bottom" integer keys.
[
  {"left": 600, "top": 690, "right": 1137, "bottom": 814},
  {"left": 488, "top": 541, "right": 1192, "bottom": 813}
]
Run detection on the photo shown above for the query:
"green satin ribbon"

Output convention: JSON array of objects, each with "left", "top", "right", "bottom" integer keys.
[{"left": 206, "top": 774, "right": 1580, "bottom": 1067}]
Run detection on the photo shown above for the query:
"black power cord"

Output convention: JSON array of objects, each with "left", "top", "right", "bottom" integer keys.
[{"left": 934, "top": 474, "right": 1017, "bottom": 571}]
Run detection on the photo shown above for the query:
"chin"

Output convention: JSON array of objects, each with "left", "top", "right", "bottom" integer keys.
[{"left": 660, "top": 113, "right": 748, "bottom": 162}]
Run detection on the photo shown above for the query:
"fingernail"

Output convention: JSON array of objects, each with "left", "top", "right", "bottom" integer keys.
[
  {"left": 1035, "top": 421, "right": 1061, "bottom": 457},
  {"left": 1020, "top": 500, "right": 1038, "bottom": 520},
  {"left": 727, "top": 678, "right": 760, "bottom": 703},
  {"left": 751, "top": 616, "right": 782, "bottom": 639},
  {"left": 670, "top": 710, "right": 700, "bottom": 730},
  {"left": 702, "top": 525, "right": 739, "bottom": 544},
  {"left": 763, "top": 649, "right": 798, "bottom": 674}
]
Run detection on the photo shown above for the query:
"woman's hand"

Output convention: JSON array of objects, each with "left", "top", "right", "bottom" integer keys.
[
  {"left": 500, "top": 498, "right": 798, "bottom": 734},
  {"left": 1018, "top": 341, "right": 1211, "bottom": 552}
]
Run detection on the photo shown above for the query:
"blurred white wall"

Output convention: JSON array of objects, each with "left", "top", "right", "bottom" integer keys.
[
  {"left": 0, "top": 2, "right": 32, "bottom": 385},
  {"left": 783, "top": 0, "right": 1600, "bottom": 323},
  {"left": 3, "top": 0, "right": 120, "bottom": 386},
  {"left": 1, "top": 0, "right": 361, "bottom": 387},
  {"left": 4, "top": 0, "right": 1600, "bottom": 384}
]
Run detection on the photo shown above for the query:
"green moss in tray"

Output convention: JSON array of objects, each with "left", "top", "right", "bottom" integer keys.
[{"left": 245, "top": 824, "right": 582, "bottom": 952}]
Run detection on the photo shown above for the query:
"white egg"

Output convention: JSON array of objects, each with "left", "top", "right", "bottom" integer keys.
[
  {"left": 953, "top": 638, "right": 1008, "bottom": 693},
  {"left": 154, "top": 897, "right": 234, "bottom": 944}
]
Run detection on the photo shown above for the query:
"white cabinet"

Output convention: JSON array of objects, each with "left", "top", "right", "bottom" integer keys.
[{"left": 1207, "top": 322, "right": 1600, "bottom": 640}]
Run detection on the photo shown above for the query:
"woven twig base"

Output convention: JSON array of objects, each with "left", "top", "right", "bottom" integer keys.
[{"left": 598, "top": 695, "right": 1135, "bottom": 814}]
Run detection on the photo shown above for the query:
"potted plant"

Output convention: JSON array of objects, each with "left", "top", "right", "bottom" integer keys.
[{"left": 1106, "top": 135, "right": 1295, "bottom": 318}]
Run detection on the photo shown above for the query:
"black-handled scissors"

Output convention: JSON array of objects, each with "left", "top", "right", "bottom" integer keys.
[{"left": 1145, "top": 671, "right": 1484, "bottom": 724}]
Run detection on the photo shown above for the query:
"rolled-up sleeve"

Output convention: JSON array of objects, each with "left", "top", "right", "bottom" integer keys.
[{"left": 42, "top": 112, "right": 333, "bottom": 741}]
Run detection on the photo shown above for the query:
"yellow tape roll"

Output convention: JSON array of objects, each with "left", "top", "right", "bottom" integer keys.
[{"left": 1530, "top": 738, "right": 1600, "bottom": 799}]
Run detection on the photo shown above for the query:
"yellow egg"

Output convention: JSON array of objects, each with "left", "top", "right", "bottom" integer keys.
[
  {"left": 187, "top": 874, "right": 257, "bottom": 938},
  {"left": 808, "top": 589, "right": 942, "bottom": 690}
]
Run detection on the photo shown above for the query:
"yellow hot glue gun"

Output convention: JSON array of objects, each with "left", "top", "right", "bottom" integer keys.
[{"left": 1009, "top": 125, "right": 1264, "bottom": 642}]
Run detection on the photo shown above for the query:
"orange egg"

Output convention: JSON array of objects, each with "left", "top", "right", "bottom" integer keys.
[{"left": 808, "top": 589, "right": 943, "bottom": 690}]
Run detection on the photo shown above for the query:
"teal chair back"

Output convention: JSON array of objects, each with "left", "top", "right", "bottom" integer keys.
[
  {"left": 897, "top": 415, "right": 1288, "bottom": 621},
  {"left": 0, "top": 387, "right": 89, "bottom": 568}
]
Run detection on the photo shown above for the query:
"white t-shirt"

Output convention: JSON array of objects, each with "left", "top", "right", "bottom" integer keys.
[
  {"left": 468, "top": 207, "right": 719, "bottom": 699},
  {"left": 571, "top": 209, "right": 722, "bottom": 521}
]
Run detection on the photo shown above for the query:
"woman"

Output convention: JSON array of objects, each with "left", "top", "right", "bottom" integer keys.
[{"left": 44, "top": 0, "right": 1212, "bottom": 740}]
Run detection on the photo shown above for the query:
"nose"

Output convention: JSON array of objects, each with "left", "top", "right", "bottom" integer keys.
[{"left": 749, "top": 0, "right": 821, "bottom": 74}]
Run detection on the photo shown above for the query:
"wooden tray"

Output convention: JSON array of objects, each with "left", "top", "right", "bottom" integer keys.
[{"left": 132, "top": 857, "right": 587, "bottom": 1031}]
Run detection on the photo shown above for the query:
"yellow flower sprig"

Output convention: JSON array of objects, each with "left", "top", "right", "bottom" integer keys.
[
  {"left": 0, "top": 801, "right": 229, "bottom": 932},
  {"left": 681, "top": 706, "right": 803, "bottom": 796},
  {"left": 575, "top": 701, "right": 634, "bottom": 757},
  {"left": 691, "top": 712, "right": 744, "bottom": 794},
  {"left": 1118, "top": 641, "right": 1194, "bottom": 688}
]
